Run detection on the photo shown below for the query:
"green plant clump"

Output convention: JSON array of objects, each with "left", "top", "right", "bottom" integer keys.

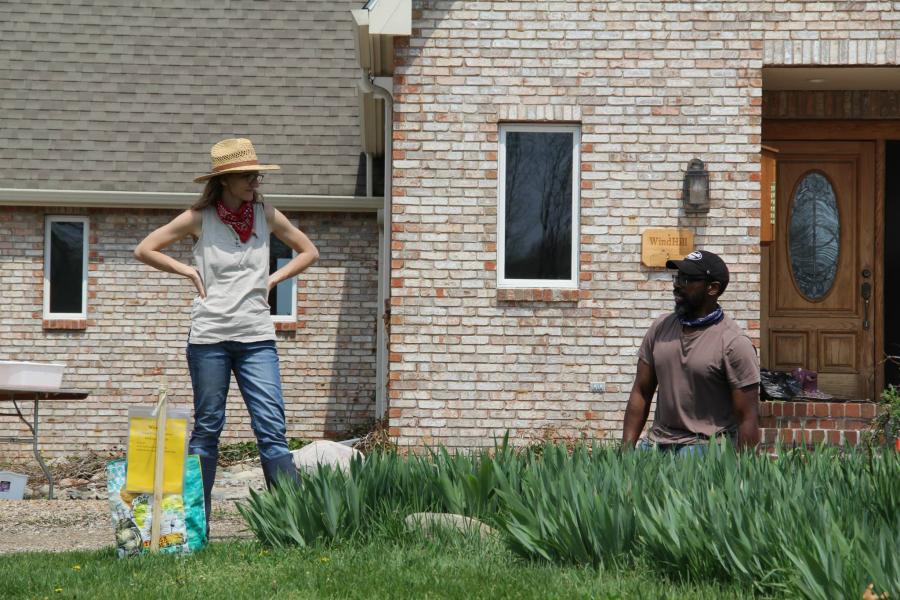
[
  {"left": 237, "top": 440, "right": 899, "bottom": 600},
  {"left": 863, "top": 384, "right": 900, "bottom": 449}
]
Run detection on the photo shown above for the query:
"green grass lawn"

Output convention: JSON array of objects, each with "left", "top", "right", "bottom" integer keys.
[{"left": 1, "top": 534, "right": 754, "bottom": 600}]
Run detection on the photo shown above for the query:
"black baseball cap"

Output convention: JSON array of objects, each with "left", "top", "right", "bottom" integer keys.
[{"left": 666, "top": 250, "right": 730, "bottom": 291}]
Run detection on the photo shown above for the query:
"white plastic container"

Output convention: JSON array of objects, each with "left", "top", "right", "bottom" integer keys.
[
  {"left": 0, "top": 360, "right": 65, "bottom": 392},
  {"left": 0, "top": 471, "right": 28, "bottom": 500}
]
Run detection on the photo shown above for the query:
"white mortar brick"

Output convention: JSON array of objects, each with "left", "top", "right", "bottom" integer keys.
[
  {"left": 386, "top": 1, "right": 900, "bottom": 449},
  {"left": 0, "top": 207, "right": 378, "bottom": 458}
]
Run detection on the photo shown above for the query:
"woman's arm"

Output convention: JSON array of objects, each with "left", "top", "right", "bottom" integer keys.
[
  {"left": 134, "top": 209, "right": 206, "bottom": 297},
  {"left": 265, "top": 203, "right": 319, "bottom": 291}
]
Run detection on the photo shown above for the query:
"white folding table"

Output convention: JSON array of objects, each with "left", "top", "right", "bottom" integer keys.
[{"left": 0, "top": 388, "right": 90, "bottom": 499}]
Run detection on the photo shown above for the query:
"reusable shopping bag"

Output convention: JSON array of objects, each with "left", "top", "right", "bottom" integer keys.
[{"left": 107, "top": 454, "right": 207, "bottom": 558}]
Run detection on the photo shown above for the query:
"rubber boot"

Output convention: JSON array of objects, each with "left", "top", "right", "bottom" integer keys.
[
  {"left": 260, "top": 453, "right": 300, "bottom": 490},
  {"left": 198, "top": 455, "right": 218, "bottom": 539}
]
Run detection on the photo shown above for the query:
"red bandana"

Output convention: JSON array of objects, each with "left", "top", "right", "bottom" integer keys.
[{"left": 215, "top": 200, "right": 254, "bottom": 243}]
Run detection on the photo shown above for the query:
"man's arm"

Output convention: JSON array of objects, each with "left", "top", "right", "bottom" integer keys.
[
  {"left": 732, "top": 384, "right": 760, "bottom": 451},
  {"left": 622, "top": 359, "right": 657, "bottom": 448}
]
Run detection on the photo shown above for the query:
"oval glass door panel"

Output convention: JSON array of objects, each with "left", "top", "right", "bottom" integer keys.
[{"left": 788, "top": 172, "right": 840, "bottom": 301}]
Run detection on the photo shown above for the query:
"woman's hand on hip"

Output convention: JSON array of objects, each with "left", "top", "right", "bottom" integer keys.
[
  {"left": 135, "top": 209, "right": 206, "bottom": 299},
  {"left": 189, "top": 269, "right": 207, "bottom": 299}
]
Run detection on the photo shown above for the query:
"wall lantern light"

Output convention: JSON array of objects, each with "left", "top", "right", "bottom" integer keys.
[{"left": 682, "top": 158, "right": 710, "bottom": 214}]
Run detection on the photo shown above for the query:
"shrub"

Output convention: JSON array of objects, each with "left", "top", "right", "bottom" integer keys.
[{"left": 863, "top": 384, "right": 900, "bottom": 449}]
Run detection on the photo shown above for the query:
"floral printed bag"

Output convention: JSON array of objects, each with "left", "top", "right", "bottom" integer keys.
[{"left": 106, "top": 455, "right": 207, "bottom": 558}]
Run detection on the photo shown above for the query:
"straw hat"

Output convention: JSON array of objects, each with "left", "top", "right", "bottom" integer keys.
[{"left": 194, "top": 138, "right": 281, "bottom": 183}]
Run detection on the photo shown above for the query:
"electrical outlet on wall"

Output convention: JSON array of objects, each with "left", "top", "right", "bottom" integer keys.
[{"left": 590, "top": 382, "right": 605, "bottom": 393}]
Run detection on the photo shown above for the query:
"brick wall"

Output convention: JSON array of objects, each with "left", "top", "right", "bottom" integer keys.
[
  {"left": 0, "top": 206, "right": 377, "bottom": 458},
  {"left": 759, "top": 400, "right": 879, "bottom": 447},
  {"left": 387, "top": 1, "right": 900, "bottom": 448}
]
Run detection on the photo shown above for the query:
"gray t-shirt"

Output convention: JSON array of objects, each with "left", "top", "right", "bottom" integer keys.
[
  {"left": 638, "top": 313, "right": 759, "bottom": 445},
  {"left": 188, "top": 203, "right": 275, "bottom": 344}
]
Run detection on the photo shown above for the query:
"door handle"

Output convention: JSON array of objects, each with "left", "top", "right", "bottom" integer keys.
[{"left": 861, "top": 281, "right": 872, "bottom": 330}]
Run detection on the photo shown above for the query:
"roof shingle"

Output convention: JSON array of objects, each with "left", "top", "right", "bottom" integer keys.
[{"left": 0, "top": 0, "right": 367, "bottom": 197}]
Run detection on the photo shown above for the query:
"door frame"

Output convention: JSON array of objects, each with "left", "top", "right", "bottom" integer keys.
[{"left": 762, "top": 120, "right": 900, "bottom": 398}]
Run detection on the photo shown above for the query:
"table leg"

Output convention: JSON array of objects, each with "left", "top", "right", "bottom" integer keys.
[{"left": 32, "top": 398, "right": 53, "bottom": 500}]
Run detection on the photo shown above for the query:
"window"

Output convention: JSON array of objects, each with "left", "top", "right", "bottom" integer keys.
[
  {"left": 789, "top": 171, "right": 840, "bottom": 301},
  {"left": 268, "top": 233, "right": 296, "bottom": 322},
  {"left": 498, "top": 124, "right": 580, "bottom": 288},
  {"left": 43, "top": 216, "right": 89, "bottom": 319}
]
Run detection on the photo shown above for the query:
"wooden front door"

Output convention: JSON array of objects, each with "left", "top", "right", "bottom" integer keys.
[{"left": 763, "top": 141, "right": 876, "bottom": 399}]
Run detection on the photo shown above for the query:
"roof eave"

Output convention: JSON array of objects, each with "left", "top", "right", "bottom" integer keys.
[{"left": 0, "top": 189, "right": 383, "bottom": 212}]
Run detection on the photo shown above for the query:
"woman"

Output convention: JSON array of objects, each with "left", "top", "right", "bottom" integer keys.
[{"left": 134, "top": 138, "right": 319, "bottom": 528}]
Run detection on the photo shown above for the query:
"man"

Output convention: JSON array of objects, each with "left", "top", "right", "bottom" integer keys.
[{"left": 622, "top": 250, "right": 760, "bottom": 453}]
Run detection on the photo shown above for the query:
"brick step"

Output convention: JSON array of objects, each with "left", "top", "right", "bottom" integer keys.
[{"left": 759, "top": 400, "right": 879, "bottom": 447}]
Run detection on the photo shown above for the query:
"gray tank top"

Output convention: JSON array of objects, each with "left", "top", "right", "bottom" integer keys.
[{"left": 189, "top": 202, "right": 275, "bottom": 344}]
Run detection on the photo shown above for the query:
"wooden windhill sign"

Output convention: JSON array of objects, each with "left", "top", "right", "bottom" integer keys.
[{"left": 641, "top": 228, "right": 695, "bottom": 267}]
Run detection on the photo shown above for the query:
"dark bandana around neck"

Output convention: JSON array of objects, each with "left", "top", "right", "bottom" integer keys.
[
  {"left": 215, "top": 200, "right": 254, "bottom": 243},
  {"left": 678, "top": 304, "right": 724, "bottom": 328}
]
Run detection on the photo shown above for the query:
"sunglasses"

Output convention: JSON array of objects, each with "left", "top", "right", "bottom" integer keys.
[
  {"left": 239, "top": 172, "right": 264, "bottom": 183},
  {"left": 672, "top": 273, "right": 710, "bottom": 286}
]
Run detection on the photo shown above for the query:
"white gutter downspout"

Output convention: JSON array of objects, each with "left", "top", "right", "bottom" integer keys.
[{"left": 358, "top": 74, "right": 393, "bottom": 421}]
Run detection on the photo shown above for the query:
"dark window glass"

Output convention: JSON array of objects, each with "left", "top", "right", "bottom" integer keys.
[
  {"left": 788, "top": 172, "right": 840, "bottom": 300},
  {"left": 268, "top": 234, "right": 294, "bottom": 316},
  {"left": 49, "top": 221, "right": 84, "bottom": 314},
  {"left": 504, "top": 131, "right": 573, "bottom": 280}
]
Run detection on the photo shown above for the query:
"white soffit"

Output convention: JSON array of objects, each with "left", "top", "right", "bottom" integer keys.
[
  {"left": 354, "top": 2, "right": 405, "bottom": 156},
  {"left": 763, "top": 67, "right": 900, "bottom": 90},
  {"left": 0, "top": 189, "right": 383, "bottom": 212},
  {"left": 365, "top": 0, "right": 411, "bottom": 36}
]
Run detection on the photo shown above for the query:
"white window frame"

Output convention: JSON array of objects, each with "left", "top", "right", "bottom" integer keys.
[
  {"left": 269, "top": 232, "right": 297, "bottom": 323},
  {"left": 498, "top": 123, "right": 581, "bottom": 289},
  {"left": 43, "top": 215, "right": 89, "bottom": 320}
]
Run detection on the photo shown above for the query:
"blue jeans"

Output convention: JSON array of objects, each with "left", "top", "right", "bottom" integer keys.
[
  {"left": 637, "top": 439, "right": 710, "bottom": 457},
  {"left": 186, "top": 340, "right": 291, "bottom": 463}
]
